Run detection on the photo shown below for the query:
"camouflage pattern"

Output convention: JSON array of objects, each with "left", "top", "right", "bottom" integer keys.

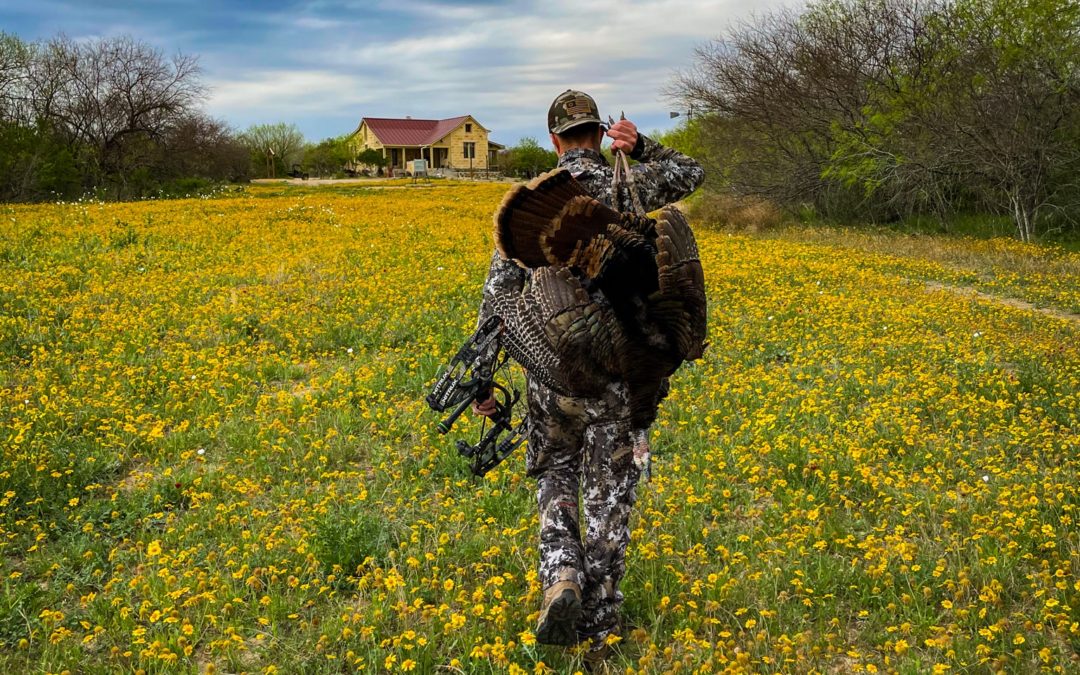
[
  {"left": 526, "top": 376, "right": 638, "bottom": 638},
  {"left": 548, "top": 89, "right": 603, "bottom": 135},
  {"left": 477, "top": 134, "right": 704, "bottom": 328},
  {"left": 560, "top": 134, "right": 705, "bottom": 214},
  {"left": 474, "top": 134, "right": 703, "bottom": 641}
]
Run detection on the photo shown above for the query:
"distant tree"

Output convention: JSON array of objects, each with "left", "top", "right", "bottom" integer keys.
[
  {"left": 818, "top": 0, "right": 1080, "bottom": 239},
  {"left": 925, "top": 0, "right": 1080, "bottom": 240},
  {"left": 302, "top": 135, "right": 353, "bottom": 177},
  {"left": 0, "top": 33, "right": 32, "bottom": 122},
  {"left": 0, "top": 120, "right": 80, "bottom": 201},
  {"left": 240, "top": 123, "right": 306, "bottom": 178},
  {"left": 355, "top": 148, "right": 388, "bottom": 173},
  {"left": 669, "top": 0, "right": 1080, "bottom": 239},
  {"left": 653, "top": 120, "right": 707, "bottom": 161},
  {"left": 41, "top": 35, "right": 206, "bottom": 195},
  {"left": 0, "top": 34, "right": 79, "bottom": 200},
  {"left": 671, "top": 0, "right": 938, "bottom": 218},
  {"left": 500, "top": 137, "right": 557, "bottom": 178},
  {"left": 162, "top": 114, "right": 251, "bottom": 183},
  {"left": 0, "top": 32, "right": 253, "bottom": 201}
]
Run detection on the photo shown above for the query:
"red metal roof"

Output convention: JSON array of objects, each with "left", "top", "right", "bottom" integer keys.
[{"left": 362, "top": 115, "right": 476, "bottom": 146}]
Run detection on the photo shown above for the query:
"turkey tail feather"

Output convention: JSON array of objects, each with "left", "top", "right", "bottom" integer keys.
[
  {"left": 490, "top": 177, "right": 708, "bottom": 437},
  {"left": 494, "top": 168, "right": 621, "bottom": 272},
  {"left": 652, "top": 207, "right": 708, "bottom": 361}
]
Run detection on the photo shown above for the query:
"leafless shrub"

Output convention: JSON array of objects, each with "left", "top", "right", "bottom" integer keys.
[
  {"left": 688, "top": 192, "right": 788, "bottom": 232},
  {"left": 1, "top": 31, "right": 244, "bottom": 200},
  {"left": 669, "top": 0, "right": 1080, "bottom": 240}
]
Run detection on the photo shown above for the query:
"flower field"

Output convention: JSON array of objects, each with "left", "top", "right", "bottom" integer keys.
[{"left": 1, "top": 182, "right": 1078, "bottom": 674}]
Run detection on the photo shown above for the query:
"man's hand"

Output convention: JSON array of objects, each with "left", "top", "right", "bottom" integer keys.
[
  {"left": 472, "top": 396, "right": 498, "bottom": 417},
  {"left": 606, "top": 118, "right": 638, "bottom": 155}
]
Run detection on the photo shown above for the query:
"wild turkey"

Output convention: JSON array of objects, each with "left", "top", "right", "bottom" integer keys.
[{"left": 490, "top": 168, "right": 707, "bottom": 463}]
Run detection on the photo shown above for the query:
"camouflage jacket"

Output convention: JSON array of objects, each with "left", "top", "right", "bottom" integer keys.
[{"left": 477, "top": 134, "right": 704, "bottom": 328}]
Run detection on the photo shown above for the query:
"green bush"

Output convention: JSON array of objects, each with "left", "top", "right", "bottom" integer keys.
[
  {"left": 311, "top": 501, "right": 397, "bottom": 579},
  {"left": 0, "top": 122, "right": 81, "bottom": 201}
]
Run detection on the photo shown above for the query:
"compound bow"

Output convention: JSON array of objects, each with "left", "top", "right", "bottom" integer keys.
[{"left": 426, "top": 316, "right": 528, "bottom": 477}]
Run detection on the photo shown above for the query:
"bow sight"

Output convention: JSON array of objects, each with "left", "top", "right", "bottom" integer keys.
[{"left": 426, "top": 316, "right": 528, "bottom": 477}]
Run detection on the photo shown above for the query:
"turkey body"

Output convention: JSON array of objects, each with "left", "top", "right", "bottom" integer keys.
[{"left": 491, "top": 168, "right": 707, "bottom": 433}]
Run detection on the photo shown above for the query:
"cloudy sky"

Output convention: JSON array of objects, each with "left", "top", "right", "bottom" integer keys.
[{"left": 2, "top": 0, "right": 793, "bottom": 146}]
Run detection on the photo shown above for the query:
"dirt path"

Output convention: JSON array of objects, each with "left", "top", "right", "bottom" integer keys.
[
  {"left": 251, "top": 176, "right": 512, "bottom": 186},
  {"left": 252, "top": 177, "right": 400, "bottom": 185},
  {"left": 925, "top": 281, "right": 1080, "bottom": 323}
]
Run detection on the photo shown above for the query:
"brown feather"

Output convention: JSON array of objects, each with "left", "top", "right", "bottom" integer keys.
[
  {"left": 652, "top": 207, "right": 707, "bottom": 361},
  {"left": 491, "top": 179, "right": 708, "bottom": 434},
  {"left": 494, "top": 168, "right": 621, "bottom": 270},
  {"left": 525, "top": 266, "right": 615, "bottom": 394}
]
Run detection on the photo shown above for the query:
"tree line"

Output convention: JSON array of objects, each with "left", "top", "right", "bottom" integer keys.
[
  {"left": 0, "top": 33, "right": 252, "bottom": 201},
  {"left": 0, "top": 33, "right": 399, "bottom": 200},
  {"left": 0, "top": 29, "right": 564, "bottom": 201},
  {"left": 670, "top": 0, "right": 1080, "bottom": 241}
]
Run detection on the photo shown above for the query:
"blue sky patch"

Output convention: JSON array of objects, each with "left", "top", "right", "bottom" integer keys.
[{"left": 1, "top": 0, "right": 793, "bottom": 145}]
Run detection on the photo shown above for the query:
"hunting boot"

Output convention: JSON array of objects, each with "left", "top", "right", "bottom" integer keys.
[
  {"left": 582, "top": 636, "right": 612, "bottom": 673},
  {"left": 535, "top": 581, "right": 582, "bottom": 646}
]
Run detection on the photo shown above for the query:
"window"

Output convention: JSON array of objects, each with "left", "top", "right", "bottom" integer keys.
[
  {"left": 463, "top": 142, "right": 476, "bottom": 159},
  {"left": 465, "top": 123, "right": 472, "bottom": 132}
]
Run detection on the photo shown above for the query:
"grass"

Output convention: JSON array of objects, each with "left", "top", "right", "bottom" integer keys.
[
  {"left": 0, "top": 183, "right": 1077, "bottom": 673},
  {"left": 687, "top": 193, "right": 1080, "bottom": 315},
  {"left": 764, "top": 225, "right": 1080, "bottom": 315}
]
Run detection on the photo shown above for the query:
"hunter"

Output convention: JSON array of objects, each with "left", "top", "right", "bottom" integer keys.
[{"left": 474, "top": 89, "right": 704, "bottom": 667}]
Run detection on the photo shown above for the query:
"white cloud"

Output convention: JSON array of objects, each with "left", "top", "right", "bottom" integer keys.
[
  {"left": 5, "top": 0, "right": 804, "bottom": 147},
  {"left": 205, "top": 69, "right": 379, "bottom": 118},
  {"left": 202, "top": 0, "right": 800, "bottom": 142},
  {"left": 371, "top": 0, "right": 490, "bottom": 22},
  {"left": 334, "top": 31, "right": 482, "bottom": 63},
  {"left": 292, "top": 16, "right": 344, "bottom": 31}
]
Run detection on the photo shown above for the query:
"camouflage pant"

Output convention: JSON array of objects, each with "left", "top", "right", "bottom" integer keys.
[{"left": 525, "top": 375, "right": 641, "bottom": 638}]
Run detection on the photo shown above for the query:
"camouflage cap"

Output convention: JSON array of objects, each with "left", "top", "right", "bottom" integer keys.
[{"left": 548, "top": 89, "right": 602, "bottom": 135}]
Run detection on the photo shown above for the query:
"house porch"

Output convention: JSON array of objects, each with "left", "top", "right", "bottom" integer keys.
[{"left": 385, "top": 146, "right": 449, "bottom": 172}]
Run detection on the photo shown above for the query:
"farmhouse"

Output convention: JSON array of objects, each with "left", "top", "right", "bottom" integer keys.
[{"left": 348, "top": 115, "right": 503, "bottom": 174}]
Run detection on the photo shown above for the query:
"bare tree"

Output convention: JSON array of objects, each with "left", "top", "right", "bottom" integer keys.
[
  {"left": 163, "top": 114, "right": 251, "bottom": 182},
  {"left": 926, "top": 0, "right": 1080, "bottom": 241},
  {"left": 47, "top": 36, "right": 204, "bottom": 188},
  {"left": 669, "top": 0, "right": 1080, "bottom": 238},
  {"left": 1, "top": 32, "right": 253, "bottom": 200},
  {"left": 239, "top": 123, "right": 307, "bottom": 178},
  {"left": 0, "top": 33, "right": 33, "bottom": 123},
  {"left": 671, "top": 1, "right": 943, "bottom": 217}
]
